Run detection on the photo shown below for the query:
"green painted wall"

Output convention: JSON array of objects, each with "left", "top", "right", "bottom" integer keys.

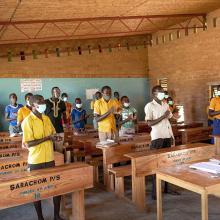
[{"left": 0, "top": 78, "right": 149, "bottom": 131}]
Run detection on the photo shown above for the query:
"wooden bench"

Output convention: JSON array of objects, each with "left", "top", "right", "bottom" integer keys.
[
  {"left": 0, "top": 135, "right": 22, "bottom": 143},
  {"left": 125, "top": 143, "right": 216, "bottom": 211},
  {"left": 97, "top": 139, "right": 151, "bottom": 197},
  {"left": 0, "top": 163, "right": 93, "bottom": 220},
  {"left": 179, "top": 127, "right": 212, "bottom": 144}
]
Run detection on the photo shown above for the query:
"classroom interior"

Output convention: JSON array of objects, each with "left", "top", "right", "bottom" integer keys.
[{"left": 1, "top": 1, "right": 220, "bottom": 220}]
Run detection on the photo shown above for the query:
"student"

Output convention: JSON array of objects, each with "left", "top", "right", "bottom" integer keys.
[
  {"left": 94, "top": 86, "right": 121, "bottom": 142},
  {"left": 17, "top": 93, "right": 33, "bottom": 127},
  {"left": 91, "top": 91, "right": 102, "bottom": 129},
  {"left": 71, "top": 98, "right": 87, "bottom": 132},
  {"left": 145, "top": 85, "right": 174, "bottom": 200},
  {"left": 5, "top": 93, "right": 23, "bottom": 137},
  {"left": 114, "top": 91, "right": 122, "bottom": 106},
  {"left": 61, "top": 92, "right": 72, "bottom": 128},
  {"left": 22, "top": 95, "right": 64, "bottom": 220},
  {"left": 119, "top": 96, "right": 137, "bottom": 135},
  {"left": 45, "top": 87, "right": 66, "bottom": 152},
  {"left": 90, "top": 91, "right": 102, "bottom": 110},
  {"left": 209, "top": 86, "right": 220, "bottom": 144}
]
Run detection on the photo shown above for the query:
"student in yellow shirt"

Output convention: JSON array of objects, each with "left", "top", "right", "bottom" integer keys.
[
  {"left": 91, "top": 91, "right": 102, "bottom": 129},
  {"left": 90, "top": 91, "right": 102, "bottom": 110},
  {"left": 94, "top": 86, "right": 121, "bottom": 142},
  {"left": 17, "top": 93, "right": 33, "bottom": 127},
  {"left": 114, "top": 91, "right": 122, "bottom": 106},
  {"left": 22, "top": 95, "right": 64, "bottom": 220},
  {"left": 209, "top": 87, "right": 220, "bottom": 144}
]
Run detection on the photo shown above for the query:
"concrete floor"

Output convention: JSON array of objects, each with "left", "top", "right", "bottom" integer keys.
[{"left": 0, "top": 181, "right": 220, "bottom": 220}]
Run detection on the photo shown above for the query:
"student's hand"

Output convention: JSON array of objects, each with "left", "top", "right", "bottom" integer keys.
[
  {"left": 109, "top": 107, "right": 115, "bottom": 114},
  {"left": 127, "top": 115, "right": 133, "bottom": 120},
  {"left": 163, "top": 110, "right": 171, "bottom": 118}
]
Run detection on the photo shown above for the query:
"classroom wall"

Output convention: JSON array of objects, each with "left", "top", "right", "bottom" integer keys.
[
  {"left": 0, "top": 78, "right": 149, "bottom": 131},
  {"left": 148, "top": 8, "right": 220, "bottom": 124}
]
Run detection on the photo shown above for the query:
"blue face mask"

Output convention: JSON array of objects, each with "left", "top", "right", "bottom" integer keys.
[
  {"left": 36, "top": 104, "right": 46, "bottom": 113},
  {"left": 103, "top": 94, "right": 111, "bottom": 101}
]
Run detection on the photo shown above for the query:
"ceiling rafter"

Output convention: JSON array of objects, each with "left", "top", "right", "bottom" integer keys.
[{"left": 0, "top": 14, "right": 206, "bottom": 44}]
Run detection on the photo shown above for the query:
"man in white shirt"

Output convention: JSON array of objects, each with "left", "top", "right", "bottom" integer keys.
[{"left": 145, "top": 85, "right": 174, "bottom": 199}]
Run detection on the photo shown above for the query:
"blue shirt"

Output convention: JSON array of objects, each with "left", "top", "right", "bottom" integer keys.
[
  {"left": 5, "top": 104, "right": 23, "bottom": 126},
  {"left": 71, "top": 108, "right": 86, "bottom": 129}
]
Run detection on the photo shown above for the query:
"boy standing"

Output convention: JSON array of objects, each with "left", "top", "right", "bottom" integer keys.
[{"left": 5, "top": 93, "right": 23, "bottom": 136}]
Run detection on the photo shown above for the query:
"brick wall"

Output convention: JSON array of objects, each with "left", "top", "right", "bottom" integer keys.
[
  {"left": 0, "top": 35, "right": 149, "bottom": 78},
  {"left": 148, "top": 9, "right": 220, "bottom": 124}
]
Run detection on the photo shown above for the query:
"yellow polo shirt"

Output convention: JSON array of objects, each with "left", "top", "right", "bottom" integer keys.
[
  {"left": 22, "top": 112, "right": 56, "bottom": 164},
  {"left": 94, "top": 98, "right": 120, "bottom": 132},
  {"left": 209, "top": 97, "right": 220, "bottom": 119},
  {"left": 17, "top": 106, "right": 31, "bottom": 124}
]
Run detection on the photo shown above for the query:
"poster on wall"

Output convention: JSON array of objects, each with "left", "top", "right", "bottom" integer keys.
[
  {"left": 20, "top": 79, "right": 42, "bottom": 93},
  {"left": 86, "top": 88, "right": 99, "bottom": 100}
]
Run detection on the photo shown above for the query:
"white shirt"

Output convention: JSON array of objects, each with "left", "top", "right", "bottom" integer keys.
[{"left": 144, "top": 99, "right": 174, "bottom": 141}]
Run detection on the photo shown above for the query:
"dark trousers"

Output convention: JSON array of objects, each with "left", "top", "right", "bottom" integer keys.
[
  {"left": 28, "top": 161, "right": 61, "bottom": 220},
  {"left": 211, "top": 119, "right": 220, "bottom": 144},
  {"left": 150, "top": 138, "right": 172, "bottom": 199}
]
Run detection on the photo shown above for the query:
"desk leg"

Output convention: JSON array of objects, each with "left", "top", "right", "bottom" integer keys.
[
  {"left": 201, "top": 192, "right": 208, "bottom": 220},
  {"left": 71, "top": 190, "right": 85, "bottom": 220},
  {"left": 157, "top": 176, "right": 162, "bottom": 220},
  {"left": 132, "top": 175, "right": 145, "bottom": 211}
]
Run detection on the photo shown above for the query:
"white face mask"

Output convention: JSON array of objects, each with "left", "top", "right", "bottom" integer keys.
[
  {"left": 164, "top": 95, "right": 169, "bottom": 99},
  {"left": 26, "top": 100, "right": 31, "bottom": 107},
  {"left": 217, "top": 91, "right": 220, "bottom": 96},
  {"left": 63, "top": 97, "right": 68, "bottom": 102},
  {"left": 36, "top": 104, "right": 46, "bottom": 113},
  {"left": 76, "top": 104, "right": 82, "bottom": 108},
  {"left": 168, "top": 101, "right": 174, "bottom": 105},
  {"left": 123, "top": 103, "right": 130, "bottom": 108},
  {"left": 157, "top": 92, "right": 165, "bottom": 101}
]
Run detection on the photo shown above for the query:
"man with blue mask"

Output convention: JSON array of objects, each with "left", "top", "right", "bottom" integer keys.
[
  {"left": 144, "top": 85, "right": 174, "bottom": 200},
  {"left": 209, "top": 86, "right": 220, "bottom": 144},
  {"left": 22, "top": 95, "right": 64, "bottom": 220},
  {"left": 94, "top": 85, "right": 121, "bottom": 142}
]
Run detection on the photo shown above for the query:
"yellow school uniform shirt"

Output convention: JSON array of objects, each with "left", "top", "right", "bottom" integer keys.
[
  {"left": 17, "top": 106, "right": 31, "bottom": 123},
  {"left": 94, "top": 98, "right": 120, "bottom": 132},
  {"left": 207, "top": 105, "right": 214, "bottom": 121},
  {"left": 22, "top": 112, "right": 56, "bottom": 164},
  {"left": 209, "top": 97, "right": 220, "bottom": 119}
]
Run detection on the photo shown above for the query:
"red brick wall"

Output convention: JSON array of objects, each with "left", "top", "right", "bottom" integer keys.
[
  {"left": 0, "top": 36, "right": 148, "bottom": 78},
  {"left": 148, "top": 9, "right": 220, "bottom": 124}
]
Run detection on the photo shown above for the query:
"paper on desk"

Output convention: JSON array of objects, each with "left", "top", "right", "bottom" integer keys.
[{"left": 189, "top": 162, "right": 220, "bottom": 174}]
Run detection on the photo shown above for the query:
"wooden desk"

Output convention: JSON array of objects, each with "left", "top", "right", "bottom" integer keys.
[
  {"left": 0, "top": 163, "right": 93, "bottom": 220},
  {"left": 0, "top": 142, "right": 21, "bottom": 150},
  {"left": 125, "top": 143, "right": 216, "bottom": 210},
  {"left": 175, "top": 122, "right": 203, "bottom": 129},
  {"left": 156, "top": 162, "right": 220, "bottom": 220},
  {"left": 0, "top": 136, "right": 22, "bottom": 143},
  {"left": 179, "top": 127, "right": 212, "bottom": 144},
  {"left": 0, "top": 152, "right": 64, "bottom": 176},
  {"left": 97, "top": 137, "right": 151, "bottom": 191}
]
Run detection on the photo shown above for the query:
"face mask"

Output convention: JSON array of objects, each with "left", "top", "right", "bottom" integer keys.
[
  {"left": 26, "top": 100, "right": 31, "bottom": 107},
  {"left": 157, "top": 92, "right": 165, "bottom": 101},
  {"left": 164, "top": 95, "right": 169, "bottom": 99},
  {"left": 123, "top": 103, "right": 130, "bottom": 108},
  {"left": 76, "top": 104, "right": 82, "bottom": 108},
  {"left": 36, "top": 104, "right": 46, "bottom": 114},
  {"left": 63, "top": 97, "right": 68, "bottom": 102},
  {"left": 168, "top": 101, "right": 173, "bottom": 105},
  {"left": 103, "top": 94, "right": 111, "bottom": 101},
  {"left": 217, "top": 91, "right": 220, "bottom": 96}
]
